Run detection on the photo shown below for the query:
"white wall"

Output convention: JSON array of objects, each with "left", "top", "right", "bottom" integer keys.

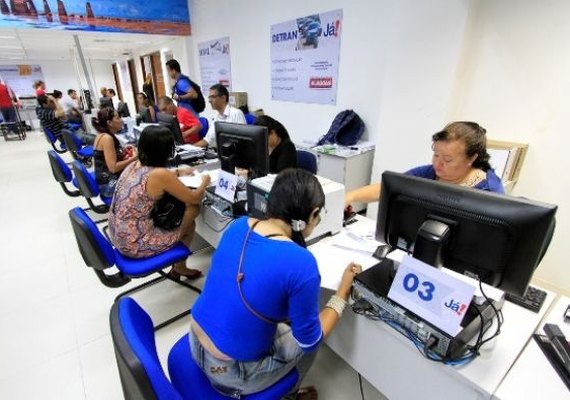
[
  {"left": 189, "top": 0, "right": 398, "bottom": 142},
  {"left": 0, "top": 59, "right": 114, "bottom": 99},
  {"left": 448, "top": 0, "right": 570, "bottom": 294}
]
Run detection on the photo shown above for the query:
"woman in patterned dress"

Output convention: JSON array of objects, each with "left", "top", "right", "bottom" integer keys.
[{"left": 108, "top": 125, "right": 211, "bottom": 279}]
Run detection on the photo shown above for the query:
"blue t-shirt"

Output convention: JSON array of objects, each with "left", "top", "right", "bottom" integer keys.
[
  {"left": 405, "top": 165, "right": 505, "bottom": 194},
  {"left": 173, "top": 75, "right": 196, "bottom": 114},
  {"left": 192, "top": 218, "right": 323, "bottom": 361}
]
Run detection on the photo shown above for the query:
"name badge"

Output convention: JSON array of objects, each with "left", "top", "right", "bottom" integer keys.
[
  {"left": 387, "top": 255, "right": 476, "bottom": 337},
  {"left": 215, "top": 170, "right": 238, "bottom": 202}
]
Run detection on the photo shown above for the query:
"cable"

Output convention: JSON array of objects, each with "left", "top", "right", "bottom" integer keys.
[{"left": 358, "top": 373, "right": 365, "bottom": 400}]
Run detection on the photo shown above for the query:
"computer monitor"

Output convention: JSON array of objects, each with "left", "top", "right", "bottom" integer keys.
[
  {"left": 117, "top": 102, "right": 130, "bottom": 118},
  {"left": 376, "top": 171, "right": 557, "bottom": 296},
  {"left": 215, "top": 121, "right": 268, "bottom": 179},
  {"left": 157, "top": 112, "right": 184, "bottom": 145}
]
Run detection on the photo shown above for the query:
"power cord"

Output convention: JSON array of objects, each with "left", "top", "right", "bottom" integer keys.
[{"left": 351, "top": 280, "right": 504, "bottom": 366}]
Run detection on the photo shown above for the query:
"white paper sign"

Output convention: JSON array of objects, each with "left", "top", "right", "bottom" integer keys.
[
  {"left": 198, "top": 37, "right": 232, "bottom": 93},
  {"left": 388, "top": 255, "right": 476, "bottom": 337},
  {"left": 270, "top": 9, "right": 343, "bottom": 105},
  {"left": 215, "top": 170, "right": 238, "bottom": 203}
]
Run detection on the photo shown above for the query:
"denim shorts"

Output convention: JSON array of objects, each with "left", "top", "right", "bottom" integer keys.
[{"left": 189, "top": 323, "right": 317, "bottom": 398}]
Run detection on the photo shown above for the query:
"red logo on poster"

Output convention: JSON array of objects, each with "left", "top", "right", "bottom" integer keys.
[{"left": 309, "top": 77, "right": 333, "bottom": 89}]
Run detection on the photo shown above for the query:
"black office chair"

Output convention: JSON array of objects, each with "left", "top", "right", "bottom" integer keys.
[
  {"left": 62, "top": 129, "right": 93, "bottom": 165},
  {"left": 297, "top": 150, "right": 318, "bottom": 174}
]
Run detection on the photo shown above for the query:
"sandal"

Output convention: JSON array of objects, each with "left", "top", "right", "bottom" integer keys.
[
  {"left": 295, "top": 386, "right": 318, "bottom": 400},
  {"left": 169, "top": 266, "right": 202, "bottom": 280}
]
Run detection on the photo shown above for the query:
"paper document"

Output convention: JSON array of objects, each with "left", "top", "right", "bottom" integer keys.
[{"left": 179, "top": 169, "right": 219, "bottom": 188}]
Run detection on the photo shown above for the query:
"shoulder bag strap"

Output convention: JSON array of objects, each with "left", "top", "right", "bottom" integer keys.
[{"left": 236, "top": 220, "right": 281, "bottom": 325}]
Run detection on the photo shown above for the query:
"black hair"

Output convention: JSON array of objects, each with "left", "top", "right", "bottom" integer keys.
[
  {"left": 37, "top": 94, "right": 48, "bottom": 106},
  {"left": 210, "top": 83, "right": 229, "bottom": 103},
  {"left": 432, "top": 121, "right": 492, "bottom": 171},
  {"left": 165, "top": 59, "right": 181, "bottom": 73},
  {"left": 266, "top": 168, "right": 325, "bottom": 248},
  {"left": 107, "top": 88, "right": 116, "bottom": 96},
  {"left": 91, "top": 107, "right": 118, "bottom": 134},
  {"left": 67, "top": 89, "right": 76, "bottom": 95},
  {"left": 138, "top": 125, "right": 175, "bottom": 167},
  {"left": 255, "top": 115, "right": 290, "bottom": 141},
  {"left": 52, "top": 90, "right": 62, "bottom": 99}
]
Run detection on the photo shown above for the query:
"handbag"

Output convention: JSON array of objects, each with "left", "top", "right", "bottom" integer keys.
[{"left": 151, "top": 192, "right": 185, "bottom": 231}]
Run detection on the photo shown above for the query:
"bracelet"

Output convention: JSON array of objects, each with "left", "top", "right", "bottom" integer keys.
[{"left": 325, "top": 295, "right": 348, "bottom": 317}]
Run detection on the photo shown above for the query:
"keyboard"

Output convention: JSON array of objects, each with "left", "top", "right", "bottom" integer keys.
[{"left": 505, "top": 285, "right": 547, "bottom": 313}]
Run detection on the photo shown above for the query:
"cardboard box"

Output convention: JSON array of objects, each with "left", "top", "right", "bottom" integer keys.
[
  {"left": 487, "top": 139, "right": 529, "bottom": 183},
  {"left": 229, "top": 92, "right": 248, "bottom": 108}
]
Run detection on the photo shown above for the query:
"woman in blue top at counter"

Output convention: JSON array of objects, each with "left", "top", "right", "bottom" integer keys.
[
  {"left": 190, "top": 169, "right": 362, "bottom": 399},
  {"left": 345, "top": 121, "right": 504, "bottom": 206}
]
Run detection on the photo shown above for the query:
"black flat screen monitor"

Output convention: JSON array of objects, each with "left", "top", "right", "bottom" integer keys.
[
  {"left": 215, "top": 122, "right": 268, "bottom": 179},
  {"left": 157, "top": 112, "right": 184, "bottom": 145},
  {"left": 376, "top": 171, "right": 557, "bottom": 296}
]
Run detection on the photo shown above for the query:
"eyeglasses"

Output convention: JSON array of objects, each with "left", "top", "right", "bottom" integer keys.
[{"left": 207, "top": 94, "right": 220, "bottom": 100}]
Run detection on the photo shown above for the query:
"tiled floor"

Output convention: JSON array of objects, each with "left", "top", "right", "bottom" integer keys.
[{"left": 0, "top": 131, "right": 387, "bottom": 400}]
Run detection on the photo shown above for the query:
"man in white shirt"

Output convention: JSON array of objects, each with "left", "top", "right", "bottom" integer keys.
[
  {"left": 61, "top": 89, "right": 82, "bottom": 123},
  {"left": 107, "top": 88, "right": 120, "bottom": 110},
  {"left": 194, "top": 83, "right": 246, "bottom": 148}
]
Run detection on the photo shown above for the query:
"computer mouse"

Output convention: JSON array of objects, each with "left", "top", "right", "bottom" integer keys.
[{"left": 373, "top": 244, "right": 393, "bottom": 260}]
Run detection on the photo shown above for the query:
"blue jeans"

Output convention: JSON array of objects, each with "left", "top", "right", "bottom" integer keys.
[{"left": 189, "top": 324, "right": 319, "bottom": 398}]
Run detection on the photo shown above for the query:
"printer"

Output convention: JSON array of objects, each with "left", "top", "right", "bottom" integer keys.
[{"left": 247, "top": 174, "right": 345, "bottom": 242}]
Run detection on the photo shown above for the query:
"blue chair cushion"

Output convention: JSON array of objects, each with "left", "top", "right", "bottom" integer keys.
[
  {"left": 244, "top": 114, "right": 256, "bottom": 125},
  {"left": 78, "top": 146, "right": 94, "bottom": 158},
  {"left": 199, "top": 117, "right": 209, "bottom": 139},
  {"left": 296, "top": 150, "right": 318, "bottom": 174},
  {"left": 68, "top": 122, "right": 82, "bottom": 130},
  {"left": 101, "top": 196, "right": 113, "bottom": 206},
  {"left": 114, "top": 242, "right": 191, "bottom": 277},
  {"left": 168, "top": 335, "right": 299, "bottom": 399},
  {"left": 73, "top": 160, "right": 100, "bottom": 197},
  {"left": 118, "top": 298, "right": 183, "bottom": 399}
]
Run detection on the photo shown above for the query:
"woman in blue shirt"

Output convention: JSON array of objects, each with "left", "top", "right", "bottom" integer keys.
[
  {"left": 345, "top": 121, "right": 504, "bottom": 206},
  {"left": 190, "top": 169, "right": 361, "bottom": 399}
]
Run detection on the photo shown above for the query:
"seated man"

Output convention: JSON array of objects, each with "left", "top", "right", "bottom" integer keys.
[
  {"left": 36, "top": 94, "right": 94, "bottom": 145},
  {"left": 194, "top": 84, "right": 246, "bottom": 148},
  {"left": 61, "top": 89, "right": 83, "bottom": 124},
  {"left": 158, "top": 96, "right": 202, "bottom": 144}
]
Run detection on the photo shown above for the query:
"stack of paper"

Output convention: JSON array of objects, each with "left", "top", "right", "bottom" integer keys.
[
  {"left": 179, "top": 169, "right": 219, "bottom": 188},
  {"left": 175, "top": 144, "right": 205, "bottom": 160}
]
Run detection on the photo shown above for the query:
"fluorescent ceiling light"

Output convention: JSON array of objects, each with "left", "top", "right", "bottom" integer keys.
[{"left": 0, "top": 35, "right": 16, "bottom": 39}]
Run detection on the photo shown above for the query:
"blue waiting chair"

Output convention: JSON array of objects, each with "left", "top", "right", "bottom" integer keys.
[
  {"left": 47, "top": 150, "right": 81, "bottom": 198},
  {"left": 62, "top": 129, "right": 93, "bottom": 164},
  {"left": 43, "top": 126, "right": 67, "bottom": 153},
  {"left": 110, "top": 297, "right": 299, "bottom": 399},
  {"left": 296, "top": 150, "right": 318, "bottom": 174},
  {"left": 70, "top": 208, "right": 200, "bottom": 330},
  {"left": 71, "top": 160, "right": 112, "bottom": 214},
  {"left": 244, "top": 113, "right": 256, "bottom": 125},
  {"left": 198, "top": 117, "right": 209, "bottom": 139}
]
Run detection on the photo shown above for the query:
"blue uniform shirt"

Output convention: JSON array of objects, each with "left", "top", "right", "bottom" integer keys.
[
  {"left": 192, "top": 218, "right": 323, "bottom": 361},
  {"left": 173, "top": 74, "right": 197, "bottom": 114},
  {"left": 405, "top": 165, "right": 505, "bottom": 194}
]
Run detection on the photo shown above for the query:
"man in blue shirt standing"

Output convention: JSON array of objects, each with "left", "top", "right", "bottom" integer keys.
[{"left": 166, "top": 59, "right": 203, "bottom": 116}]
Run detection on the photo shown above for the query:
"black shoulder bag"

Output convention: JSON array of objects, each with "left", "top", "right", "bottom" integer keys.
[{"left": 151, "top": 193, "right": 185, "bottom": 231}]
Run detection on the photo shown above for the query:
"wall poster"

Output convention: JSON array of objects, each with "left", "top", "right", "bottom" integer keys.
[
  {"left": 198, "top": 37, "right": 232, "bottom": 93},
  {"left": 271, "top": 9, "right": 343, "bottom": 105},
  {"left": 0, "top": 64, "right": 45, "bottom": 97}
]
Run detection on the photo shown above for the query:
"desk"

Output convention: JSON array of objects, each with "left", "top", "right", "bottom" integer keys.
[
  {"left": 313, "top": 217, "right": 555, "bottom": 400},
  {"left": 494, "top": 296, "right": 568, "bottom": 400}
]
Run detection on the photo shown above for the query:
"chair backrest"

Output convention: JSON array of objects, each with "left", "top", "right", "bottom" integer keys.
[
  {"left": 62, "top": 129, "right": 82, "bottom": 153},
  {"left": 198, "top": 117, "right": 209, "bottom": 139},
  {"left": 296, "top": 150, "right": 318, "bottom": 174},
  {"left": 110, "top": 297, "right": 182, "bottom": 400},
  {"left": 72, "top": 160, "right": 100, "bottom": 198},
  {"left": 43, "top": 125, "right": 57, "bottom": 144},
  {"left": 47, "top": 150, "right": 72, "bottom": 183},
  {"left": 68, "top": 207, "right": 115, "bottom": 271},
  {"left": 244, "top": 113, "right": 256, "bottom": 125}
]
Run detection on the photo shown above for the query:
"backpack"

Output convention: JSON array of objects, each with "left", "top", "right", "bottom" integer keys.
[
  {"left": 175, "top": 75, "right": 206, "bottom": 114},
  {"left": 317, "top": 109, "right": 365, "bottom": 146}
]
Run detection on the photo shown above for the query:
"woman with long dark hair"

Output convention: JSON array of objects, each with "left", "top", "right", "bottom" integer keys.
[
  {"left": 92, "top": 107, "right": 137, "bottom": 197},
  {"left": 108, "top": 125, "right": 210, "bottom": 279},
  {"left": 190, "top": 168, "right": 361, "bottom": 398},
  {"left": 255, "top": 115, "right": 297, "bottom": 173}
]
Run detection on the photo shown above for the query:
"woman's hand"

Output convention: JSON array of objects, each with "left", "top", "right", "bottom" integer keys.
[
  {"left": 178, "top": 166, "right": 195, "bottom": 177},
  {"left": 337, "top": 262, "right": 362, "bottom": 300},
  {"left": 201, "top": 174, "right": 212, "bottom": 187}
]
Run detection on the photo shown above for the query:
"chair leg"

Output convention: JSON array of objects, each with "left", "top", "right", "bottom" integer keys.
[
  {"left": 113, "top": 275, "right": 167, "bottom": 302},
  {"left": 87, "top": 198, "right": 109, "bottom": 214},
  {"left": 158, "top": 270, "right": 202, "bottom": 294},
  {"left": 154, "top": 309, "right": 191, "bottom": 331}
]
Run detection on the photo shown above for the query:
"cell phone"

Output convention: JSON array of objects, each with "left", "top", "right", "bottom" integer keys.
[{"left": 564, "top": 305, "right": 570, "bottom": 323}]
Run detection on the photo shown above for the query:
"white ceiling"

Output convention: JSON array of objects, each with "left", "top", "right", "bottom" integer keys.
[{"left": 0, "top": 28, "right": 177, "bottom": 61}]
